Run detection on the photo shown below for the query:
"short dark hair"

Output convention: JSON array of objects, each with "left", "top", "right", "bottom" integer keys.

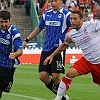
[
  {"left": 0, "top": 10, "right": 10, "bottom": 20},
  {"left": 62, "top": 0, "right": 66, "bottom": 4},
  {"left": 71, "top": 10, "right": 83, "bottom": 19}
]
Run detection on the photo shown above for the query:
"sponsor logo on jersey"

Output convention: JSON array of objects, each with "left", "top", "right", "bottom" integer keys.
[
  {"left": 45, "top": 21, "right": 61, "bottom": 26},
  {"left": 0, "top": 38, "right": 10, "bottom": 45}
]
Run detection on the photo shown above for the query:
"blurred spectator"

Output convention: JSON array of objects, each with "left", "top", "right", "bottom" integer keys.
[
  {"left": 24, "top": 0, "right": 30, "bottom": 16},
  {"left": 0, "top": 0, "right": 4, "bottom": 11},
  {"left": 41, "top": 0, "right": 51, "bottom": 13},
  {"left": 88, "top": 10, "right": 94, "bottom": 21},
  {"left": 61, "top": 0, "right": 66, "bottom": 8},
  {"left": 80, "top": 3, "right": 85, "bottom": 12},
  {"left": 15, "top": 0, "right": 21, "bottom": 5},
  {"left": 96, "top": 2, "right": 100, "bottom": 19},
  {"left": 21, "top": 0, "right": 25, "bottom": 8},
  {"left": 70, "top": 1, "right": 75, "bottom": 10},
  {"left": 65, "top": 0, "right": 70, "bottom": 9},
  {"left": 10, "top": 0, "right": 14, "bottom": 8},
  {"left": 83, "top": 9, "right": 87, "bottom": 21},
  {"left": 38, "top": 0, "right": 46, "bottom": 8},
  {"left": 74, "top": 3, "right": 80, "bottom": 10},
  {"left": 2, "top": 0, "right": 8, "bottom": 9},
  {"left": 34, "top": 0, "right": 40, "bottom": 13}
]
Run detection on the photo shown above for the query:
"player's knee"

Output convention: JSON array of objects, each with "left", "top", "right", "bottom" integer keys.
[
  {"left": 52, "top": 74, "right": 60, "bottom": 84},
  {"left": 39, "top": 72, "right": 51, "bottom": 84},
  {"left": 39, "top": 75, "right": 45, "bottom": 81},
  {"left": 66, "top": 68, "right": 79, "bottom": 78},
  {"left": 39, "top": 74, "right": 48, "bottom": 84}
]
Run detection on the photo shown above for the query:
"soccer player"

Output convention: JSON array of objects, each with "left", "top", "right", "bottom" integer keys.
[
  {"left": 43, "top": 10, "right": 100, "bottom": 100},
  {"left": 22, "top": 0, "right": 71, "bottom": 99},
  {"left": 0, "top": 10, "right": 23, "bottom": 99}
]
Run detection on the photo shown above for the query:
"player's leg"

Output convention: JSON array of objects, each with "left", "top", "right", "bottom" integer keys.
[
  {"left": 39, "top": 51, "right": 54, "bottom": 90},
  {"left": 51, "top": 49, "right": 68, "bottom": 100},
  {"left": 55, "top": 68, "right": 80, "bottom": 100},
  {"left": 52, "top": 73, "right": 68, "bottom": 100},
  {"left": 55, "top": 57, "right": 90, "bottom": 100},
  {"left": 89, "top": 63, "right": 100, "bottom": 85},
  {"left": 39, "top": 50, "right": 63, "bottom": 93},
  {"left": 39, "top": 71, "right": 51, "bottom": 84},
  {"left": 0, "top": 66, "right": 15, "bottom": 99},
  {"left": 0, "top": 90, "right": 3, "bottom": 99},
  {"left": 39, "top": 51, "right": 59, "bottom": 94},
  {"left": 39, "top": 50, "right": 67, "bottom": 100}
]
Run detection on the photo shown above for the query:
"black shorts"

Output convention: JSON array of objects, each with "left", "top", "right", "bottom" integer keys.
[
  {"left": 0, "top": 66, "right": 15, "bottom": 93},
  {"left": 39, "top": 48, "right": 65, "bottom": 75}
]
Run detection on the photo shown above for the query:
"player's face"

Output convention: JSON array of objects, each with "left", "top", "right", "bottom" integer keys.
[
  {"left": 0, "top": 18, "right": 10, "bottom": 31},
  {"left": 70, "top": 13, "right": 83, "bottom": 30},
  {"left": 50, "top": 0, "right": 62, "bottom": 11}
]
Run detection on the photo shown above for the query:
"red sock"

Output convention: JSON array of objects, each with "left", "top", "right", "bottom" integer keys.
[{"left": 62, "top": 76, "right": 72, "bottom": 90}]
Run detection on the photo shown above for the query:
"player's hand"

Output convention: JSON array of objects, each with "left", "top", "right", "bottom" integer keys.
[
  {"left": 22, "top": 41, "right": 27, "bottom": 49},
  {"left": 9, "top": 52, "right": 16, "bottom": 59},
  {"left": 43, "top": 56, "right": 53, "bottom": 66},
  {"left": 64, "top": 32, "right": 72, "bottom": 43}
]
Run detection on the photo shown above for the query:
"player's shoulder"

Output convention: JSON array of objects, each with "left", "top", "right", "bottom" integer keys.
[
  {"left": 84, "top": 20, "right": 100, "bottom": 28},
  {"left": 70, "top": 29, "right": 77, "bottom": 35},
  {"left": 9, "top": 24, "right": 18, "bottom": 31},
  {"left": 8, "top": 24, "right": 20, "bottom": 35},
  {"left": 60, "top": 8, "right": 71, "bottom": 15},
  {"left": 44, "top": 7, "right": 52, "bottom": 14}
]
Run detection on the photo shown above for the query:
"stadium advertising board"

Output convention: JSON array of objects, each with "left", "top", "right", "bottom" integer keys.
[{"left": 19, "top": 42, "right": 82, "bottom": 64}]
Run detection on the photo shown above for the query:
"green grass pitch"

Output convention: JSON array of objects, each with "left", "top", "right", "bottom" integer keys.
[{"left": 1, "top": 64, "right": 100, "bottom": 100}]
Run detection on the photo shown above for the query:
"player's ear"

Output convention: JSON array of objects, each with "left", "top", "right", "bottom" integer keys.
[
  {"left": 80, "top": 18, "right": 83, "bottom": 24},
  {"left": 9, "top": 18, "right": 11, "bottom": 22},
  {"left": 81, "top": 18, "right": 84, "bottom": 22},
  {"left": 9, "top": 18, "right": 11, "bottom": 21}
]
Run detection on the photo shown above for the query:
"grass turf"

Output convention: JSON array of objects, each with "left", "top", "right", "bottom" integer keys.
[{"left": 1, "top": 64, "right": 100, "bottom": 100}]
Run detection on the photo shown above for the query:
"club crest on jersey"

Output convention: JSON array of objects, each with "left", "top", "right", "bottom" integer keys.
[
  {"left": 58, "top": 14, "right": 62, "bottom": 18},
  {"left": 46, "top": 21, "right": 61, "bottom": 26},
  {"left": 6, "top": 34, "right": 11, "bottom": 39}
]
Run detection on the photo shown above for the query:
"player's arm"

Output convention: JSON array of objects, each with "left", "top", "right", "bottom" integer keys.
[
  {"left": 9, "top": 49, "right": 23, "bottom": 60},
  {"left": 43, "top": 32, "right": 72, "bottom": 65},
  {"left": 22, "top": 27, "right": 42, "bottom": 48}
]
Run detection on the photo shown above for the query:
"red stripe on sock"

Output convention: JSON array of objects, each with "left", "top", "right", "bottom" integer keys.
[{"left": 62, "top": 76, "right": 72, "bottom": 90}]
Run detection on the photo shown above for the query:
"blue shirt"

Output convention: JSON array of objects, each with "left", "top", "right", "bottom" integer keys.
[
  {"left": 38, "top": 8, "right": 71, "bottom": 52},
  {"left": 0, "top": 24, "right": 22, "bottom": 68}
]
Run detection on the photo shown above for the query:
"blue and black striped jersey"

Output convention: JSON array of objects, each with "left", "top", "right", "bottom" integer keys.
[
  {"left": 38, "top": 8, "right": 71, "bottom": 52},
  {"left": 0, "top": 24, "right": 22, "bottom": 68}
]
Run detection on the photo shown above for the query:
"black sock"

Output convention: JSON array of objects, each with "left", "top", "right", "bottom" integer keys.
[
  {"left": 46, "top": 79, "right": 66, "bottom": 99},
  {"left": 46, "top": 79, "right": 59, "bottom": 94}
]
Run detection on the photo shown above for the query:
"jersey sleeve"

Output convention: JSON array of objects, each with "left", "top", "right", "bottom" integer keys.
[
  {"left": 10, "top": 26, "right": 22, "bottom": 51},
  {"left": 13, "top": 36, "right": 22, "bottom": 51}
]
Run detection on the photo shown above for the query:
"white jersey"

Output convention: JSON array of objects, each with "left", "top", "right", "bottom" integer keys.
[{"left": 69, "top": 20, "right": 100, "bottom": 64}]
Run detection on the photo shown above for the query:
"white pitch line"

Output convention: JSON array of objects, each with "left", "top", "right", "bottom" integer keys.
[{"left": 4, "top": 93, "right": 47, "bottom": 100}]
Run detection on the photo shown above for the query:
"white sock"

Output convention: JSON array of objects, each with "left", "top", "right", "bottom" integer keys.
[{"left": 57, "top": 81, "right": 66, "bottom": 97}]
